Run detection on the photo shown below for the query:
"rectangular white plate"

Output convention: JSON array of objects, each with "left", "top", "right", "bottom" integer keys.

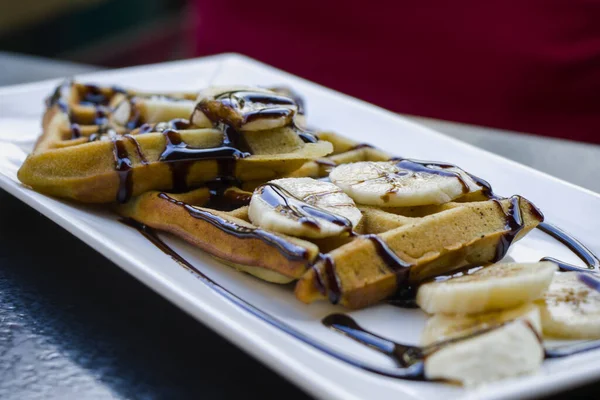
[{"left": 1, "top": 53, "right": 599, "bottom": 400}]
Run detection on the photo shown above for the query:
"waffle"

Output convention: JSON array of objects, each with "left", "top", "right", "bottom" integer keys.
[
  {"left": 18, "top": 82, "right": 332, "bottom": 203},
  {"left": 19, "top": 81, "right": 544, "bottom": 309}
]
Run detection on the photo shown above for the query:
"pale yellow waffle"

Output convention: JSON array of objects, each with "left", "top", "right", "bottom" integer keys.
[
  {"left": 20, "top": 81, "right": 544, "bottom": 309},
  {"left": 18, "top": 82, "right": 332, "bottom": 203}
]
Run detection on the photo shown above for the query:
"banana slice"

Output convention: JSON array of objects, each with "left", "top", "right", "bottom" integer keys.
[
  {"left": 424, "top": 318, "right": 544, "bottom": 387},
  {"left": 248, "top": 177, "right": 362, "bottom": 239},
  {"left": 537, "top": 272, "right": 600, "bottom": 339},
  {"left": 192, "top": 86, "right": 298, "bottom": 131},
  {"left": 329, "top": 160, "right": 480, "bottom": 207},
  {"left": 417, "top": 262, "right": 557, "bottom": 315},
  {"left": 421, "top": 303, "right": 542, "bottom": 345}
]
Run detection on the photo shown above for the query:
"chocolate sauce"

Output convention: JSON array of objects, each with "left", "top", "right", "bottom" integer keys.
[
  {"left": 221, "top": 124, "right": 252, "bottom": 154},
  {"left": 122, "top": 215, "right": 600, "bottom": 382},
  {"left": 137, "top": 123, "right": 154, "bottom": 134},
  {"left": 349, "top": 143, "right": 374, "bottom": 151},
  {"left": 94, "top": 106, "right": 110, "bottom": 134},
  {"left": 493, "top": 196, "right": 525, "bottom": 262},
  {"left": 80, "top": 84, "right": 110, "bottom": 106},
  {"left": 579, "top": 273, "right": 600, "bottom": 292},
  {"left": 159, "top": 129, "right": 250, "bottom": 192},
  {"left": 314, "top": 159, "right": 337, "bottom": 167},
  {"left": 121, "top": 218, "right": 426, "bottom": 379},
  {"left": 202, "top": 180, "right": 250, "bottom": 211},
  {"left": 158, "top": 193, "right": 309, "bottom": 261},
  {"left": 313, "top": 254, "right": 342, "bottom": 304},
  {"left": 168, "top": 118, "right": 192, "bottom": 130},
  {"left": 123, "top": 134, "right": 148, "bottom": 165},
  {"left": 322, "top": 314, "right": 424, "bottom": 368},
  {"left": 125, "top": 98, "right": 141, "bottom": 130},
  {"left": 267, "top": 86, "right": 306, "bottom": 115},
  {"left": 537, "top": 223, "right": 600, "bottom": 272},
  {"left": 70, "top": 123, "right": 82, "bottom": 139},
  {"left": 47, "top": 81, "right": 70, "bottom": 113},
  {"left": 392, "top": 158, "right": 471, "bottom": 194},
  {"left": 366, "top": 234, "right": 413, "bottom": 276},
  {"left": 296, "top": 126, "right": 319, "bottom": 143},
  {"left": 112, "top": 138, "right": 133, "bottom": 203},
  {"left": 322, "top": 313, "right": 600, "bottom": 369},
  {"left": 257, "top": 183, "right": 353, "bottom": 232},
  {"left": 200, "top": 90, "right": 297, "bottom": 127}
]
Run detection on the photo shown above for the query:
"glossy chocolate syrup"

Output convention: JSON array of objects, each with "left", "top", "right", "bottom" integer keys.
[
  {"left": 158, "top": 193, "right": 309, "bottom": 261},
  {"left": 312, "top": 234, "right": 414, "bottom": 305},
  {"left": 391, "top": 158, "right": 471, "bottom": 194},
  {"left": 159, "top": 128, "right": 250, "bottom": 192},
  {"left": 201, "top": 179, "right": 250, "bottom": 211},
  {"left": 123, "top": 134, "right": 148, "bottom": 165},
  {"left": 349, "top": 143, "right": 374, "bottom": 151},
  {"left": 493, "top": 196, "right": 525, "bottom": 262},
  {"left": 257, "top": 183, "right": 353, "bottom": 232},
  {"left": 70, "top": 123, "right": 82, "bottom": 139},
  {"left": 121, "top": 218, "right": 425, "bottom": 379},
  {"left": 112, "top": 138, "right": 133, "bottom": 203},
  {"left": 322, "top": 314, "right": 424, "bottom": 368},
  {"left": 313, "top": 254, "right": 343, "bottom": 304},
  {"left": 538, "top": 223, "right": 600, "bottom": 272},
  {"left": 295, "top": 123, "right": 319, "bottom": 144},
  {"left": 131, "top": 216, "right": 600, "bottom": 378},
  {"left": 322, "top": 313, "right": 600, "bottom": 367}
]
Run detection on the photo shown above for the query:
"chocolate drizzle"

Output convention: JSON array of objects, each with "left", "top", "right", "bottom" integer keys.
[
  {"left": 159, "top": 128, "right": 250, "bottom": 192},
  {"left": 493, "top": 196, "right": 525, "bottom": 262},
  {"left": 538, "top": 223, "right": 600, "bottom": 272},
  {"left": 257, "top": 183, "right": 352, "bottom": 232},
  {"left": 392, "top": 158, "right": 471, "bottom": 194},
  {"left": 120, "top": 218, "right": 426, "bottom": 379},
  {"left": 158, "top": 193, "right": 309, "bottom": 261},
  {"left": 349, "top": 143, "right": 374, "bottom": 151},
  {"left": 322, "top": 314, "right": 424, "bottom": 368},
  {"left": 313, "top": 254, "right": 342, "bottom": 304},
  {"left": 123, "top": 134, "right": 148, "bottom": 165},
  {"left": 112, "top": 138, "right": 133, "bottom": 203}
]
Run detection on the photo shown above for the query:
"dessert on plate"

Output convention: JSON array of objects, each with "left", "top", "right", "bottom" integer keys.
[{"left": 17, "top": 80, "right": 600, "bottom": 387}]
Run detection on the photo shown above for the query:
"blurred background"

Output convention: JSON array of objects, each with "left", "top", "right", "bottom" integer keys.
[{"left": 1, "top": 0, "right": 600, "bottom": 147}]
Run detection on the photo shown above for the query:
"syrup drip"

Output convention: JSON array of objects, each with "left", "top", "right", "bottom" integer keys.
[
  {"left": 123, "top": 218, "right": 600, "bottom": 380},
  {"left": 313, "top": 254, "right": 342, "bottom": 304},
  {"left": 123, "top": 134, "right": 148, "bottom": 165},
  {"left": 538, "top": 223, "right": 600, "bottom": 272},
  {"left": 391, "top": 158, "right": 471, "bottom": 194},
  {"left": 159, "top": 129, "right": 250, "bottom": 192},
  {"left": 112, "top": 138, "right": 133, "bottom": 203},
  {"left": 70, "top": 123, "right": 82, "bottom": 139},
  {"left": 121, "top": 218, "right": 426, "bottom": 379},
  {"left": 493, "top": 196, "right": 525, "bottom": 262},
  {"left": 349, "top": 143, "right": 374, "bottom": 151}
]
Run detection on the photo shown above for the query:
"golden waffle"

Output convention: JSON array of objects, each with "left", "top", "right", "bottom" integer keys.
[
  {"left": 18, "top": 82, "right": 332, "bottom": 203},
  {"left": 20, "top": 81, "right": 544, "bottom": 309}
]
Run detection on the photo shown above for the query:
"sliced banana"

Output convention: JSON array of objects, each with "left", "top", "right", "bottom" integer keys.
[
  {"left": 329, "top": 160, "right": 480, "bottom": 207},
  {"left": 248, "top": 178, "right": 362, "bottom": 239},
  {"left": 424, "top": 318, "right": 544, "bottom": 387},
  {"left": 192, "top": 85, "right": 298, "bottom": 131},
  {"left": 421, "top": 303, "right": 542, "bottom": 345},
  {"left": 112, "top": 96, "right": 196, "bottom": 127},
  {"left": 417, "top": 262, "right": 557, "bottom": 315},
  {"left": 537, "top": 272, "right": 600, "bottom": 339}
]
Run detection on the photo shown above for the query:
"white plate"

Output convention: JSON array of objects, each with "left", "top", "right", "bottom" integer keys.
[{"left": 1, "top": 53, "right": 599, "bottom": 400}]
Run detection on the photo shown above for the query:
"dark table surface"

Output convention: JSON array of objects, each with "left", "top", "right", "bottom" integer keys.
[{"left": 1, "top": 53, "right": 599, "bottom": 400}]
